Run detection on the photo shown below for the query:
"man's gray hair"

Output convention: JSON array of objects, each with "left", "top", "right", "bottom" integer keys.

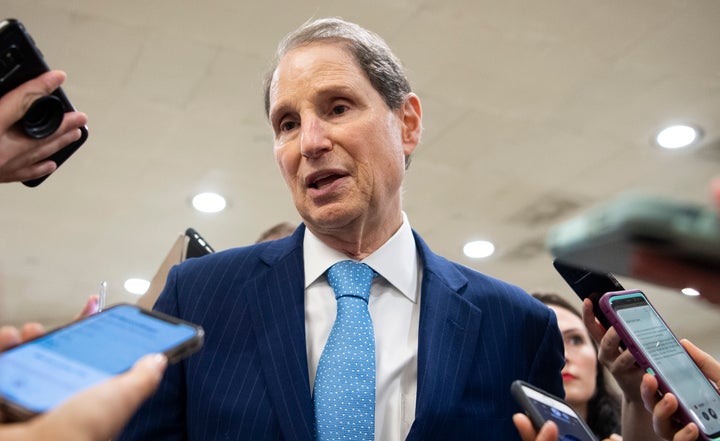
[{"left": 263, "top": 17, "right": 412, "bottom": 116}]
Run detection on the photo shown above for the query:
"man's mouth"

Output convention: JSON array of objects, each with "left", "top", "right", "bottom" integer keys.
[
  {"left": 306, "top": 171, "right": 347, "bottom": 189},
  {"left": 310, "top": 174, "right": 342, "bottom": 189}
]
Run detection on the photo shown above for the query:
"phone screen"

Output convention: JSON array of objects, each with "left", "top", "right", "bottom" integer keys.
[
  {"left": 0, "top": 304, "right": 199, "bottom": 414},
  {"left": 515, "top": 382, "right": 598, "bottom": 441},
  {"left": 610, "top": 293, "right": 720, "bottom": 436}
]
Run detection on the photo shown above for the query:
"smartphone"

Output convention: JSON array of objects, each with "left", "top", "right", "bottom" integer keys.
[
  {"left": 553, "top": 259, "right": 625, "bottom": 331},
  {"left": 547, "top": 193, "right": 720, "bottom": 277},
  {"left": 600, "top": 290, "right": 720, "bottom": 440},
  {"left": 0, "top": 18, "right": 89, "bottom": 187},
  {"left": 185, "top": 227, "right": 215, "bottom": 259},
  {"left": 0, "top": 304, "right": 204, "bottom": 421},
  {"left": 511, "top": 380, "right": 598, "bottom": 441}
]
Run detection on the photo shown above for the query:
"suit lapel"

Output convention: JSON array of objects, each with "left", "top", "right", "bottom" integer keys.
[
  {"left": 406, "top": 233, "right": 484, "bottom": 440},
  {"left": 246, "top": 228, "right": 314, "bottom": 441}
]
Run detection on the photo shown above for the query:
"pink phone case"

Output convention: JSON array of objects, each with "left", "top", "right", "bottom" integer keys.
[{"left": 599, "top": 289, "right": 720, "bottom": 441}]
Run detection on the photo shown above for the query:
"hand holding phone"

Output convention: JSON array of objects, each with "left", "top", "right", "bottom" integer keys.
[
  {"left": 0, "top": 353, "right": 167, "bottom": 441},
  {"left": 0, "top": 304, "right": 204, "bottom": 422},
  {"left": 600, "top": 290, "right": 720, "bottom": 440},
  {"left": 641, "top": 339, "right": 720, "bottom": 441},
  {"left": 511, "top": 380, "right": 598, "bottom": 441},
  {"left": 0, "top": 18, "right": 88, "bottom": 186},
  {"left": 553, "top": 259, "right": 625, "bottom": 332}
]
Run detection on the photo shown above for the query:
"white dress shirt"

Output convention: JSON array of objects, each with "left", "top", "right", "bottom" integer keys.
[{"left": 304, "top": 212, "right": 422, "bottom": 441}]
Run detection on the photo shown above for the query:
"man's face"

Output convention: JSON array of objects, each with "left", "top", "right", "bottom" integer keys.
[{"left": 267, "top": 42, "right": 420, "bottom": 236}]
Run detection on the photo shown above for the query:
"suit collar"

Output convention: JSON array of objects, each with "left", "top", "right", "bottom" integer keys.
[
  {"left": 249, "top": 225, "right": 314, "bottom": 441},
  {"left": 301, "top": 215, "right": 419, "bottom": 302}
]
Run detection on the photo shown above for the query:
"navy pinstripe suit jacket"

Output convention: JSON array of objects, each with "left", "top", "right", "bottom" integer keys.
[{"left": 117, "top": 225, "right": 564, "bottom": 441}]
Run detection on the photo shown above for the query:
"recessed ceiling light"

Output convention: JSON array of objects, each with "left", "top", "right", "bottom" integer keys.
[
  {"left": 681, "top": 287, "right": 700, "bottom": 297},
  {"left": 124, "top": 278, "right": 150, "bottom": 295},
  {"left": 463, "top": 240, "right": 495, "bottom": 258},
  {"left": 192, "top": 192, "right": 226, "bottom": 213},
  {"left": 655, "top": 124, "right": 701, "bottom": 149}
]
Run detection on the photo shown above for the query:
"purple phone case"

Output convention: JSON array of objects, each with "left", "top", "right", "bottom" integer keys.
[{"left": 599, "top": 289, "right": 718, "bottom": 441}]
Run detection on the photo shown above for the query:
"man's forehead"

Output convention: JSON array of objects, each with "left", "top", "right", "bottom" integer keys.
[{"left": 269, "top": 43, "right": 366, "bottom": 106}]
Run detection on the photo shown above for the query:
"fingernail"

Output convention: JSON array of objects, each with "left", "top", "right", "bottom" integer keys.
[{"left": 148, "top": 353, "right": 168, "bottom": 373}]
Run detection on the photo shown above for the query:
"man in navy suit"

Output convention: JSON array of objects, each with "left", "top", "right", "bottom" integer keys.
[{"left": 118, "top": 17, "right": 564, "bottom": 441}]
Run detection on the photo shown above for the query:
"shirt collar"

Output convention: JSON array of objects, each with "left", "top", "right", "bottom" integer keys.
[{"left": 303, "top": 212, "right": 419, "bottom": 302}]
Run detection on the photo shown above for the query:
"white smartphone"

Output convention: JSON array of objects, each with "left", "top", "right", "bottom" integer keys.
[
  {"left": 600, "top": 290, "right": 720, "bottom": 441},
  {"left": 511, "top": 380, "right": 598, "bottom": 441},
  {"left": 0, "top": 304, "right": 204, "bottom": 421}
]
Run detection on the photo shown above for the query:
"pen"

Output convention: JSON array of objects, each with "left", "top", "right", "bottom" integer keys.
[{"left": 98, "top": 281, "right": 107, "bottom": 312}]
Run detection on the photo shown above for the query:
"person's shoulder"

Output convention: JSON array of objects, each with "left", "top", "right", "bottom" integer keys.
[
  {"left": 175, "top": 242, "right": 266, "bottom": 273},
  {"left": 177, "top": 233, "right": 301, "bottom": 274},
  {"left": 414, "top": 230, "right": 532, "bottom": 300},
  {"left": 452, "top": 261, "right": 531, "bottom": 299}
]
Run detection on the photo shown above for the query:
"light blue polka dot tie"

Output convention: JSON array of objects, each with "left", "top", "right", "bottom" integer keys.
[{"left": 314, "top": 260, "right": 375, "bottom": 441}]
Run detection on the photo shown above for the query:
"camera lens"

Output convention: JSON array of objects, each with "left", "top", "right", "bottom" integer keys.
[{"left": 21, "top": 95, "right": 64, "bottom": 139}]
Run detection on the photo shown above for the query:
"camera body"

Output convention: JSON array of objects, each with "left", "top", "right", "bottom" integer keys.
[{"left": 0, "top": 18, "right": 88, "bottom": 187}]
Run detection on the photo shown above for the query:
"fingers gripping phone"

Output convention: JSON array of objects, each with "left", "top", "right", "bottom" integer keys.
[
  {"left": 600, "top": 290, "right": 720, "bottom": 440},
  {"left": 0, "top": 18, "right": 89, "bottom": 187},
  {"left": 511, "top": 380, "right": 599, "bottom": 441},
  {"left": 0, "top": 304, "right": 204, "bottom": 422}
]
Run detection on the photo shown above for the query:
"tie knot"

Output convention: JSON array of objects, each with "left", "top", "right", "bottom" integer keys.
[{"left": 327, "top": 260, "right": 374, "bottom": 302}]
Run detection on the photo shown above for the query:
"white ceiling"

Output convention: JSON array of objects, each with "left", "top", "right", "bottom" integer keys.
[{"left": 1, "top": 0, "right": 719, "bottom": 356}]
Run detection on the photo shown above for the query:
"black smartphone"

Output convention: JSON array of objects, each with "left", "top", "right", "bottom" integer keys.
[
  {"left": 185, "top": 227, "right": 215, "bottom": 259},
  {"left": 600, "top": 290, "right": 720, "bottom": 441},
  {"left": 511, "top": 380, "right": 598, "bottom": 441},
  {"left": 0, "top": 304, "right": 204, "bottom": 422},
  {"left": 553, "top": 259, "right": 625, "bottom": 331},
  {"left": 0, "top": 18, "right": 89, "bottom": 187}
]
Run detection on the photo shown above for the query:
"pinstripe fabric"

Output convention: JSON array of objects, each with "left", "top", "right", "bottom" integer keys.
[{"left": 116, "top": 225, "right": 564, "bottom": 441}]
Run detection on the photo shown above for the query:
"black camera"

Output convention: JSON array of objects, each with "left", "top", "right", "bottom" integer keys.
[{"left": 0, "top": 18, "right": 88, "bottom": 186}]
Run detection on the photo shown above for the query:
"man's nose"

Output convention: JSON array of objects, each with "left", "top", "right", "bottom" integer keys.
[{"left": 300, "top": 116, "right": 332, "bottom": 158}]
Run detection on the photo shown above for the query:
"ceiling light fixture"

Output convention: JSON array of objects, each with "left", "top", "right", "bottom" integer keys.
[
  {"left": 124, "top": 278, "right": 150, "bottom": 295},
  {"left": 192, "top": 192, "right": 227, "bottom": 213},
  {"left": 681, "top": 287, "right": 700, "bottom": 297},
  {"left": 655, "top": 124, "right": 701, "bottom": 149},
  {"left": 463, "top": 240, "right": 495, "bottom": 258}
]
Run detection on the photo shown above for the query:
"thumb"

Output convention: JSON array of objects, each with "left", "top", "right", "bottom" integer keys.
[
  {"left": 0, "top": 70, "right": 66, "bottom": 130},
  {"left": 31, "top": 353, "right": 167, "bottom": 441}
]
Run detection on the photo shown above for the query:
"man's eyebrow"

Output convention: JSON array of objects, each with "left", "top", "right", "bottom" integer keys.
[
  {"left": 315, "top": 84, "right": 357, "bottom": 98},
  {"left": 269, "top": 102, "right": 294, "bottom": 122},
  {"left": 269, "top": 84, "right": 360, "bottom": 119}
]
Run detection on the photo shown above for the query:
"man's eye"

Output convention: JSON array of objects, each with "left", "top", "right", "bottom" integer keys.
[
  {"left": 332, "top": 105, "right": 348, "bottom": 115},
  {"left": 280, "top": 121, "right": 298, "bottom": 132}
]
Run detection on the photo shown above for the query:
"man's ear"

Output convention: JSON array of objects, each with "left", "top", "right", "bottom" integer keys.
[{"left": 400, "top": 93, "right": 422, "bottom": 155}]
